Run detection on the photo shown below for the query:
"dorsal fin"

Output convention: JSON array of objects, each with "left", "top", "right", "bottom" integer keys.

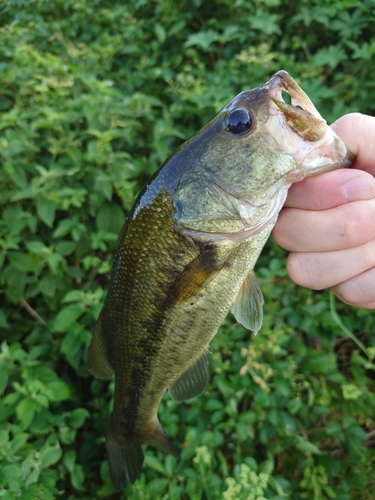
[
  {"left": 231, "top": 270, "right": 264, "bottom": 334},
  {"left": 88, "top": 313, "right": 114, "bottom": 378}
]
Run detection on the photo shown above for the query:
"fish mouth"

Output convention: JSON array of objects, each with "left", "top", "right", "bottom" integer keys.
[{"left": 266, "top": 70, "right": 327, "bottom": 142}]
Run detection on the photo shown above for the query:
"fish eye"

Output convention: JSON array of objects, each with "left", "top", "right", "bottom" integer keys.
[{"left": 225, "top": 108, "right": 253, "bottom": 135}]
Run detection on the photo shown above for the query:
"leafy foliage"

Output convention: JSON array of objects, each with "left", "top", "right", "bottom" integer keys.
[{"left": 1, "top": 0, "right": 375, "bottom": 498}]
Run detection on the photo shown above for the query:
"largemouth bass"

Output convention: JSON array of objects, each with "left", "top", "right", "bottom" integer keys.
[{"left": 88, "top": 71, "right": 353, "bottom": 490}]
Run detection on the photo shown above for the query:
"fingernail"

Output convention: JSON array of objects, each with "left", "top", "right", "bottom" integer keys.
[{"left": 343, "top": 177, "right": 375, "bottom": 203}]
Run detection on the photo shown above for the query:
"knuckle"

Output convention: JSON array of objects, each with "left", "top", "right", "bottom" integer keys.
[
  {"left": 340, "top": 200, "right": 375, "bottom": 248},
  {"left": 341, "top": 213, "right": 362, "bottom": 247}
]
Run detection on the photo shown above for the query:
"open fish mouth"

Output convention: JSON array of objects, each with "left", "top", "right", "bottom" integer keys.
[{"left": 266, "top": 70, "right": 327, "bottom": 142}]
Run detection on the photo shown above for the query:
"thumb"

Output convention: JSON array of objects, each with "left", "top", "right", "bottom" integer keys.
[{"left": 331, "top": 113, "right": 375, "bottom": 177}]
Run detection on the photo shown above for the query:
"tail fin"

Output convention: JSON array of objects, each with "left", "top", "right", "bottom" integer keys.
[
  {"left": 106, "top": 429, "right": 144, "bottom": 491},
  {"left": 106, "top": 419, "right": 180, "bottom": 491}
]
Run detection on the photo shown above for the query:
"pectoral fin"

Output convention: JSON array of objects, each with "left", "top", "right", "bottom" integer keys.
[
  {"left": 166, "top": 247, "right": 219, "bottom": 306},
  {"left": 169, "top": 350, "right": 209, "bottom": 402},
  {"left": 88, "top": 313, "right": 114, "bottom": 378},
  {"left": 231, "top": 270, "right": 264, "bottom": 334}
]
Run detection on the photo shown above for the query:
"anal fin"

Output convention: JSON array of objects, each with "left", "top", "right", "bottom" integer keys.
[
  {"left": 169, "top": 350, "right": 209, "bottom": 402},
  {"left": 146, "top": 420, "right": 180, "bottom": 459},
  {"left": 231, "top": 270, "right": 264, "bottom": 334}
]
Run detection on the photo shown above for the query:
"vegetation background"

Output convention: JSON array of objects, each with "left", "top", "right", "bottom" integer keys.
[{"left": 1, "top": 0, "right": 375, "bottom": 498}]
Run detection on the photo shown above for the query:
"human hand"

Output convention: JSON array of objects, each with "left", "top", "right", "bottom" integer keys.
[{"left": 273, "top": 113, "right": 375, "bottom": 309}]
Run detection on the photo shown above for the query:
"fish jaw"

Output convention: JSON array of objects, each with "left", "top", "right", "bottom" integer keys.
[
  {"left": 268, "top": 70, "right": 325, "bottom": 128},
  {"left": 265, "top": 71, "right": 354, "bottom": 178}
]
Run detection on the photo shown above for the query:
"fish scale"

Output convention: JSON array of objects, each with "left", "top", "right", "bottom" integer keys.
[{"left": 88, "top": 71, "right": 353, "bottom": 491}]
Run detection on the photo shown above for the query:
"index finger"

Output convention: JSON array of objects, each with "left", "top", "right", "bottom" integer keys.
[{"left": 284, "top": 168, "right": 375, "bottom": 210}]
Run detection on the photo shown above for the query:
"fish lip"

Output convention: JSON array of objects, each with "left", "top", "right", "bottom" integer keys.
[{"left": 266, "top": 70, "right": 323, "bottom": 121}]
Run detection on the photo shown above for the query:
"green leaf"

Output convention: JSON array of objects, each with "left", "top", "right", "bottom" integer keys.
[
  {"left": 11, "top": 432, "right": 29, "bottom": 452},
  {"left": 46, "top": 252, "right": 65, "bottom": 274},
  {"left": 49, "top": 303, "right": 85, "bottom": 333},
  {"left": 45, "top": 380, "right": 70, "bottom": 402},
  {"left": 53, "top": 219, "right": 77, "bottom": 238},
  {"left": 144, "top": 455, "right": 167, "bottom": 475},
  {"left": 303, "top": 353, "right": 336, "bottom": 375},
  {"left": 40, "top": 444, "right": 62, "bottom": 468},
  {"left": 25, "top": 241, "right": 49, "bottom": 254},
  {"left": 0, "top": 310, "right": 9, "bottom": 328},
  {"left": 206, "top": 399, "right": 224, "bottom": 410},
  {"left": 22, "top": 484, "right": 55, "bottom": 500},
  {"left": 7, "top": 252, "right": 38, "bottom": 272},
  {"left": 313, "top": 45, "right": 346, "bottom": 68},
  {"left": 184, "top": 30, "right": 219, "bottom": 50},
  {"left": 61, "top": 332, "right": 83, "bottom": 357},
  {"left": 55, "top": 241, "right": 76, "bottom": 256},
  {"left": 63, "top": 290, "right": 85, "bottom": 303},
  {"left": 1, "top": 464, "right": 22, "bottom": 480},
  {"left": 39, "top": 275, "right": 57, "bottom": 297},
  {"left": 70, "top": 408, "right": 90, "bottom": 428},
  {"left": 71, "top": 463, "right": 85, "bottom": 491},
  {"left": 154, "top": 23, "right": 166, "bottom": 44},
  {"left": 36, "top": 196, "right": 57, "bottom": 228},
  {"left": 326, "top": 421, "right": 343, "bottom": 437},
  {"left": 295, "top": 438, "right": 322, "bottom": 455},
  {"left": 273, "top": 376, "right": 290, "bottom": 396},
  {"left": 0, "top": 369, "right": 8, "bottom": 395},
  {"left": 96, "top": 202, "right": 125, "bottom": 234},
  {"left": 16, "top": 397, "right": 37, "bottom": 429},
  {"left": 3, "top": 265, "right": 27, "bottom": 302},
  {"left": 63, "top": 449, "right": 76, "bottom": 471},
  {"left": 249, "top": 12, "right": 281, "bottom": 35}
]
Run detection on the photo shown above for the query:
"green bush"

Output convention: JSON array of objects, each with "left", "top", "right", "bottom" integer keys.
[{"left": 1, "top": 0, "right": 375, "bottom": 498}]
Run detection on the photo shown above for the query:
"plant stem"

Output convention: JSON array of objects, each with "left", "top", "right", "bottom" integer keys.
[{"left": 330, "top": 292, "right": 370, "bottom": 359}]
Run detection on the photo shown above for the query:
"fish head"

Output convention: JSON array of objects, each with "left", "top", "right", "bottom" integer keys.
[{"left": 173, "top": 71, "right": 353, "bottom": 240}]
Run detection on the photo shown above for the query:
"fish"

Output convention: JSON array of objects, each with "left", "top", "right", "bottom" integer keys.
[{"left": 88, "top": 70, "right": 353, "bottom": 491}]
